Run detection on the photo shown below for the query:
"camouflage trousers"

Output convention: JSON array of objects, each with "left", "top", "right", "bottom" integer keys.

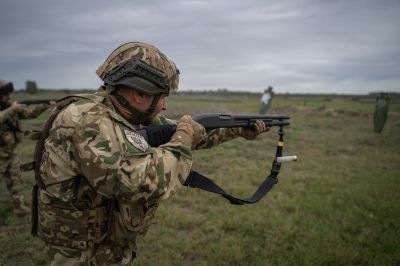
[
  {"left": 0, "top": 149, "right": 24, "bottom": 204},
  {"left": 46, "top": 244, "right": 136, "bottom": 266}
]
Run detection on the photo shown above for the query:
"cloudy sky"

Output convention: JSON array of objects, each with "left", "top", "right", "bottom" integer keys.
[{"left": 0, "top": 0, "right": 399, "bottom": 94}]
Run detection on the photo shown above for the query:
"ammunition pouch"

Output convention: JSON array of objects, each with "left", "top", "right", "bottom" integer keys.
[
  {"left": 107, "top": 199, "right": 158, "bottom": 246},
  {"left": 36, "top": 188, "right": 108, "bottom": 250},
  {"left": 36, "top": 188, "right": 158, "bottom": 250}
]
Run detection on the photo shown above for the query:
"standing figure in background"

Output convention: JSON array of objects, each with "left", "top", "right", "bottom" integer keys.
[
  {"left": 373, "top": 92, "right": 390, "bottom": 134},
  {"left": 259, "top": 86, "right": 274, "bottom": 114},
  {"left": 0, "top": 80, "right": 53, "bottom": 215}
]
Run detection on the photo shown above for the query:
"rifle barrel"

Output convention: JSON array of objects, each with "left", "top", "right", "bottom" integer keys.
[
  {"left": 193, "top": 113, "right": 290, "bottom": 130},
  {"left": 18, "top": 99, "right": 55, "bottom": 105}
]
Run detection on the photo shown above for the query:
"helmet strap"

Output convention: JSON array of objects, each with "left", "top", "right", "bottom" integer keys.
[{"left": 109, "top": 86, "right": 161, "bottom": 125}]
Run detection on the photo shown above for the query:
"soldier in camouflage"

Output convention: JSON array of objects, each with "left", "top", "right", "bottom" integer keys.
[
  {"left": 373, "top": 92, "right": 390, "bottom": 134},
  {"left": 0, "top": 80, "right": 53, "bottom": 215},
  {"left": 33, "top": 42, "right": 269, "bottom": 265},
  {"left": 259, "top": 86, "right": 274, "bottom": 115}
]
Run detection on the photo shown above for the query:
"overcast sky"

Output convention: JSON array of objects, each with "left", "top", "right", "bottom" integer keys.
[{"left": 0, "top": 0, "right": 399, "bottom": 94}]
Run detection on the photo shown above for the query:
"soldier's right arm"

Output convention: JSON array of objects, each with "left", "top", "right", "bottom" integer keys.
[
  {"left": 0, "top": 102, "right": 24, "bottom": 123},
  {"left": 0, "top": 108, "right": 14, "bottom": 123},
  {"left": 71, "top": 108, "right": 194, "bottom": 202}
]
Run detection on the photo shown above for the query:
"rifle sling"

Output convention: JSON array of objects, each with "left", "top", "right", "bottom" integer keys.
[
  {"left": 31, "top": 108, "right": 62, "bottom": 236},
  {"left": 33, "top": 109, "right": 61, "bottom": 189},
  {"left": 183, "top": 170, "right": 278, "bottom": 205}
]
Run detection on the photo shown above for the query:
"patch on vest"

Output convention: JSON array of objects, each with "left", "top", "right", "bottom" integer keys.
[{"left": 124, "top": 129, "right": 149, "bottom": 152}]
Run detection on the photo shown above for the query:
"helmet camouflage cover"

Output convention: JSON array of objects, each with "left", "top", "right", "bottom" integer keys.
[
  {"left": 0, "top": 80, "right": 14, "bottom": 96},
  {"left": 96, "top": 42, "right": 179, "bottom": 95}
]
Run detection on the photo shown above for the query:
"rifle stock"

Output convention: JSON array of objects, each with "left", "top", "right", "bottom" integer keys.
[{"left": 139, "top": 113, "right": 290, "bottom": 147}]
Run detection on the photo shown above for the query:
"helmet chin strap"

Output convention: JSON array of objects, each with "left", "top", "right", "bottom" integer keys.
[{"left": 109, "top": 85, "right": 161, "bottom": 125}]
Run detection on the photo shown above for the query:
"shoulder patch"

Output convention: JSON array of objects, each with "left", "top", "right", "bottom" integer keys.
[{"left": 124, "top": 129, "right": 149, "bottom": 152}]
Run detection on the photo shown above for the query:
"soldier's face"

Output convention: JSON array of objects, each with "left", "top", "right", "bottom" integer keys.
[
  {"left": 124, "top": 89, "right": 168, "bottom": 119},
  {"left": 0, "top": 94, "right": 10, "bottom": 102}
]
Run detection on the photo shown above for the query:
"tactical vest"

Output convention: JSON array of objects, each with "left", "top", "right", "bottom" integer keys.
[
  {"left": 31, "top": 93, "right": 158, "bottom": 251},
  {"left": 0, "top": 105, "right": 22, "bottom": 150}
]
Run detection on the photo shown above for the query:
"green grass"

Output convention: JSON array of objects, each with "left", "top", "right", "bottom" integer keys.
[{"left": 1, "top": 91, "right": 399, "bottom": 265}]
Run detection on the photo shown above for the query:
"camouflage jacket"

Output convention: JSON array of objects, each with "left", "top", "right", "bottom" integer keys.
[
  {"left": 0, "top": 103, "right": 48, "bottom": 156},
  {"left": 36, "top": 88, "right": 243, "bottom": 251}
]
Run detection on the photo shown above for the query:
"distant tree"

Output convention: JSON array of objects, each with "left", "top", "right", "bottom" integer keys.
[{"left": 25, "top": 80, "right": 38, "bottom": 94}]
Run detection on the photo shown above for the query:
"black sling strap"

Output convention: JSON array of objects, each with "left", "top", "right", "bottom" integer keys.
[
  {"left": 183, "top": 167, "right": 279, "bottom": 205},
  {"left": 31, "top": 108, "right": 62, "bottom": 235},
  {"left": 182, "top": 127, "right": 285, "bottom": 205}
]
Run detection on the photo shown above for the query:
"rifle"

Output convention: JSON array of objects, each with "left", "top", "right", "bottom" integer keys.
[
  {"left": 138, "top": 113, "right": 297, "bottom": 205},
  {"left": 139, "top": 113, "right": 290, "bottom": 147},
  {"left": 17, "top": 99, "right": 55, "bottom": 105}
]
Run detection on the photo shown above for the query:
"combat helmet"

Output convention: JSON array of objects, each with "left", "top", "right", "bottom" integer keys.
[
  {"left": 96, "top": 42, "right": 179, "bottom": 95},
  {"left": 0, "top": 80, "right": 14, "bottom": 96},
  {"left": 96, "top": 42, "right": 179, "bottom": 124}
]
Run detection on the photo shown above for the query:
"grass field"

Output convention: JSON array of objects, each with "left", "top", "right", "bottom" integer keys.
[{"left": 1, "top": 91, "right": 399, "bottom": 265}]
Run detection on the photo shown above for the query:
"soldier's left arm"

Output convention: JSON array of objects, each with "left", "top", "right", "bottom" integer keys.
[
  {"left": 194, "top": 120, "right": 270, "bottom": 149},
  {"left": 18, "top": 104, "right": 49, "bottom": 119},
  {"left": 153, "top": 116, "right": 247, "bottom": 150}
]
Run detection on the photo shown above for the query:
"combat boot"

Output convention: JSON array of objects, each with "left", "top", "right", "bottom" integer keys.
[{"left": 13, "top": 197, "right": 31, "bottom": 216}]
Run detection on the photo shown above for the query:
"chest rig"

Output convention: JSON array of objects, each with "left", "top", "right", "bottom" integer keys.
[{"left": 31, "top": 94, "right": 157, "bottom": 252}]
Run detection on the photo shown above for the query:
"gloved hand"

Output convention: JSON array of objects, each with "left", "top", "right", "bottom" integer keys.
[
  {"left": 48, "top": 100, "right": 57, "bottom": 108},
  {"left": 10, "top": 101, "right": 26, "bottom": 112},
  {"left": 240, "top": 120, "right": 270, "bottom": 140},
  {"left": 170, "top": 115, "right": 207, "bottom": 148}
]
